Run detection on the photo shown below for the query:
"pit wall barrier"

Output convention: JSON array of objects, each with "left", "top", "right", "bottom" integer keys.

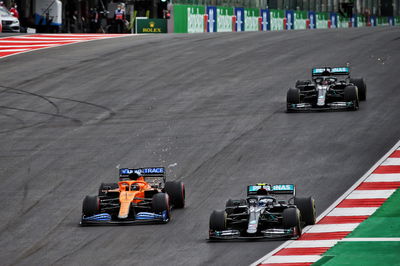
[{"left": 170, "top": 4, "right": 400, "bottom": 33}]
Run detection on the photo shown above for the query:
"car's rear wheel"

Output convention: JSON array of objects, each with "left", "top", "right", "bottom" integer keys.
[
  {"left": 82, "top": 195, "right": 100, "bottom": 217},
  {"left": 295, "top": 197, "right": 316, "bottom": 226},
  {"left": 282, "top": 207, "right": 302, "bottom": 237},
  {"left": 295, "top": 80, "right": 310, "bottom": 87},
  {"left": 98, "top": 183, "right": 119, "bottom": 196},
  {"left": 344, "top": 85, "right": 359, "bottom": 110},
  {"left": 164, "top": 181, "right": 185, "bottom": 208},
  {"left": 209, "top": 210, "right": 227, "bottom": 231},
  {"left": 350, "top": 78, "right": 366, "bottom": 101},
  {"left": 225, "top": 199, "right": 235, "bottom": 214}
]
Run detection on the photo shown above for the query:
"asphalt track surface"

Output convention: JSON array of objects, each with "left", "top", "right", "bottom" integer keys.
[{"left": 0, "top": 27, "right": 399, "bottom": 266}]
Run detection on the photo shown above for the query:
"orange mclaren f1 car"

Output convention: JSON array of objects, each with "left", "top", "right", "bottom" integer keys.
[{"left": 80, "top": 167, "right": 185, "bottom": 225}]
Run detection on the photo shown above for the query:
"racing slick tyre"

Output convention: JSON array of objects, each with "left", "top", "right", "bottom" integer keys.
[
  {"left": 295, "top": 197, "right": 316, "bottom": 226},
  {"left": 164, "top": 181, "right": 185, "bottom": 208},
  {"left": 209, "top": 210, "right": 227, "bottom": 231},
  {"left": 282, "top": 207, "right": 302, "bottom": 237},
  {"left": 287, "top": 88, "right": 300, "bottom": 104},
  {"left": 344, "top": 85, "right": 359, "bottom": 111},
  {"left": 98, "top": 183, "right": 119, "bottom": 197},
  {"left": 350, "top": 78, "right": 366, "bottom": 101},
  {"left": 82, "top": 195, "right": 100, "bottom": 217},
  {"left": 152, "top": 193, "right": 171, "bottom": 216},
  {"left": 225, "top": 199, "right": 235, "bottom": 214},
  {"left": 295, "top": 80, "right": 310, "bottom": 87}
]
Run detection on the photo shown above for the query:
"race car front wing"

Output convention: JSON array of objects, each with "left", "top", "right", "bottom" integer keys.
[
  {"left": 287, "top": 101, "right": 355, "bottom": 111},
  {"left": 80, "top": 211, "right": 169, "bottom": 225},
  {"left": 209, "top": 228, "right": 298, "bottom": 240}
]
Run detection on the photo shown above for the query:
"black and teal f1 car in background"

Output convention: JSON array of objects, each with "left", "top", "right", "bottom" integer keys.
[
  {"left": 286, "top": 67, "right": 367, "bottom": 112},
  {"left": 208, "top": 183, "right": 316, "bottom": 240}
]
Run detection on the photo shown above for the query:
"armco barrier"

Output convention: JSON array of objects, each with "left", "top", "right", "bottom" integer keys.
[
  {"left": 338, "top": 15, "right": 350, "bottom": 28},
  {"left": 330, "top": 12, "right": 338, "bottom": 28},
  {"left": 294, "top": 11, "right": 308, "bottom": 29},
  {"left": 206, "top": 6, "right": 217, "bottom": 32},
  {"left": 285, "top": 10, "right": 294, "bottom": 30},
  {"left": 216, "top": 6, "right": 233, "bottom": 32},
  {"left": 316, "top": 12, "right": 329, "bottom": 28},
  {"left": 235, "top": 7, "right": 245, "bottom": 32},
  {"left": 308, "top": 11, "right": 316, "bottom": 29},
  {"left": 260, "top": 9, "right": 270, "bottom": 31},
  {"left": 244, "top": 8, "right": 259, "bottom": 31},
  {"left": 173, "top": 5, "right": 205, "bottom": 33},
  {"left": 172, "top": 4, "right": 399, "bottom": 33},
  {"left": 270, "top": 9, "right": 285, "bottom": 31}
]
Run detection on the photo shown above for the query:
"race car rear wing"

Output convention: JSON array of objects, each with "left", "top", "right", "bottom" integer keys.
[
  {"left": 247, "top": 183, "right": 295, "bottom": 196},
  {"left": 312, "top": 67, "right": 350, "bottom": 77},
  {"left": 119, "top": 167, "right": 166, "bottom": 188}
]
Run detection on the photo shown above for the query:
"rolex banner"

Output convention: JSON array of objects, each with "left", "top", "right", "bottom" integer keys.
[{"left": 136, "top": 19, "right": 167, "bottom": 33}]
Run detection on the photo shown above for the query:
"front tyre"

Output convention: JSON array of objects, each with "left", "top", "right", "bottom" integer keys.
[
  {"left": 209, "top": 210, "right": 227, "bottom": 231},
  {"left": 82, "top": 195, "right": 100, "bottom": 217},
  {"left": 283, "top": 207, "right": 302, "bottom": 237},
  {"left": 344, "top": 85, "right": 359, "bottom": 111}
]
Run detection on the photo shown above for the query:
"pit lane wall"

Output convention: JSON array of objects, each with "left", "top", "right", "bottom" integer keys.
[{"left": 171, "top": 4, "right": 400, "bottom": 33}]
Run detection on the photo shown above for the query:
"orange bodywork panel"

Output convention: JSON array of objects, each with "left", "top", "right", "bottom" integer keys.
[{"left": 116, "top": 178, "right": 153, "bottom": 219}]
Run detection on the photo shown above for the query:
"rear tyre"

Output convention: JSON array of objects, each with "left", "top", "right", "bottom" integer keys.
[
  {"left": 98, "top": 183, "right": 119, "bottom": 196},
  {"left": 282, "top": 207, "right": 302, "bottom": 237},
  {"left": 82, "top": 195, "right": 100, "bottom": 217},
  {"left": 225, "top": 199, "right": 235, "bottom": 214},
  {"left": 295, "top": 197, "right": 316, "bottom": 226},
  {"left": 209, "top": 210, "right": 227, "bottom": 231},
  {"left": 152, "top": 193, "right": 170, "bottom": 215},
  {"left": 344, "top": 85, "right": 359, "bottom": 110},
  {"left": 350, "top": 78, "right": 366, "bottom": 101},
  {"left": 164, "top": 181, "right": 185, "bottom": 208},
  {"left": 295, "top": 80, "right": 310, "bottom": 87}
]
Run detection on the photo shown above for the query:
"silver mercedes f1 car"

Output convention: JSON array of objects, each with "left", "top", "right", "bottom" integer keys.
[
  {"left": 208, "top": 183, "right": 316, "bottom": 240},
  {"left": 287, "top": 66, "right": 366, "bottom": 112}
]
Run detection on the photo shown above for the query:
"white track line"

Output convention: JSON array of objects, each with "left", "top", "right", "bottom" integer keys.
[
  {"left": 0, "top": 48, "right": 30, "bottom": 52},
  {"left": 0, "top": 34, "right": 135, "bottom": 59},
  {"left": 263, "top": 255, "right": 322, "bottom": 264},
  {"left": 288, "top": 240, "right": 339, "bottom": 248},
  {"left": 346, "top": 190, "right": 396, "bottom": 199},
  {"left": 365, "top": 173, "right": 400, "bottom": 182},
  {"left": 250, "top": 139, "right": 400, "bottom": 266},
  {"left": 327, "top": 207, "right": 378, "bottom": 216},
  {"left": 0, "top": 44, "right": 57, "bottom": 48},
  {"left": 306, "top": 223, "right": 360, "bottom": 233},
  {"left": 381, "top": 158, "right": 400, "bottom": 165}
]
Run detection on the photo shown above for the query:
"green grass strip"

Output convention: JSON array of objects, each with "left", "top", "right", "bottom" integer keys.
[
  {"left": 348, "top": 189, "right": 400, "bottom": 237},
  {"left": 316, "top": 242, "right": 400, "bottom": 265}
]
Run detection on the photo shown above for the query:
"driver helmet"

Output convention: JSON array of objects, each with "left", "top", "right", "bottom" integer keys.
[
  {"left": 128, "top": 172, "right": 140, "bottom": 180},
  {"left": 256, "top": 188, "right": 270, "bottom": 195}
]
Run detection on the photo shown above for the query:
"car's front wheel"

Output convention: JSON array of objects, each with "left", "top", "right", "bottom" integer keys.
[
  {"left": 283, "top": 207, "right": 302, "bottom": 237},
  {"left": 82, "top": 195, "right": 100, "bottom": 217},
  {"left": 209, "top": 210, "right": 227, "bottom": 231}
]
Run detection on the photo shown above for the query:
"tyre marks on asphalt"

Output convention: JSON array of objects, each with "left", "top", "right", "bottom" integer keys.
[
  {"left": 252, "top": 142, "right": 400, "bottom": 266},
  {"left": 0, "top": 34, "right": 127, "bottom": 58},
  {"left": 0, "top": 85, "right": 115, "bottom": 134}
]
